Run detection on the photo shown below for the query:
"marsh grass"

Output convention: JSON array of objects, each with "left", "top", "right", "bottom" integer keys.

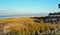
[{"left": 0, "top": 17, "right": 59, "bottom": 35}]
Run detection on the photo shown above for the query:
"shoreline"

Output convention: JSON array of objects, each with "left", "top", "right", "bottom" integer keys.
[{"left": 0, "top": 16, "right": 43, "bottom": 19}]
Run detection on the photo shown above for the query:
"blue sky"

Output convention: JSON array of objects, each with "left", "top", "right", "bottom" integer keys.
[{"left": 0, "top": 0, "right": 60, "bottom": 15}]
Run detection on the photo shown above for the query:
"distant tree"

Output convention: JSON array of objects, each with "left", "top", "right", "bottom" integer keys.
[
  {"left": 48, "top": 13, "right": 53, "bottom": 15},
  {"left": 58, "top": 4, "right": 60, "bottom": 8},
  {"left": 57, "top": 12, "right": 60, "bottom": 15},
  {"left": 48, "top": 12, "right": 60, "bottom": 15}
]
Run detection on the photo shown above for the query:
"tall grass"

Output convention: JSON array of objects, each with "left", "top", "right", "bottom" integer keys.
[{"left": 0, "top": 17, "right": 59, "bottom": 35}]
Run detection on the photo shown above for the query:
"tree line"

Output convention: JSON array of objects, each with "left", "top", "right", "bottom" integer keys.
[{"left": 48, "top": 12, "right": 60, "bottom": 15}]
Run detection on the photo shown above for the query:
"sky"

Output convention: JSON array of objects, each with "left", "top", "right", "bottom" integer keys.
[{"left": 0, "top": 0, "right": 60, "bottom": 16}]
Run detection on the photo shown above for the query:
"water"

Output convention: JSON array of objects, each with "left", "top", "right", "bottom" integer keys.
[
  {"left": 0, "top": 14, "right": 48, "bottom": 18},
  {"left": 0, "top": 16, "right": 7, "bottom": 18}
]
